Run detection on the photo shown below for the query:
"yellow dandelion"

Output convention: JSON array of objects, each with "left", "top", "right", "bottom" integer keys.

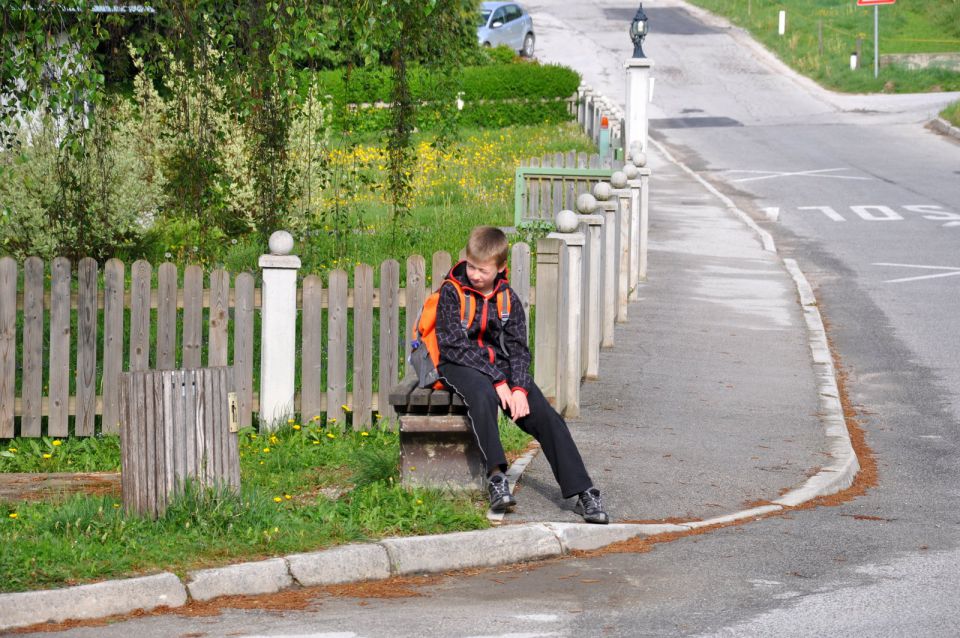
[
  {"left": 326, "top": 432, "right": 336, "bottom": 439},
  {"left": 113, "top": 503, "right": 120, "bottom": 509},
  {"left": 287, "top": 418, "right": 295, "bottom": 424},
  {"left": 7, "top": 447, "right": 15, "bottom": 453},
  {"left": 416, "top": 499, "right": 423, "bottom": 505},
  {"left": 360, "top": 431, "right": 370, "bottom": 437},
  {"left": 270, "top": 435, "right": 279, "bottom": 444},
  {"left": 284, "top": 494, "right": 292, "bottom": 500},
  {"left": 52, "top": 440, "right": 62, "bottom": 446},
  {"left": 263, "top": 447, "right": 271, "bottom": 453},
  {"left": 341, "top": 404, "right": 351, "bottom": 413},
  {"left": 313, "top": 441, "right": 320, "bottom": 445},
  {"left": 292, "top": 424, "right": 301, "bottom": 431},
  {"left": 259, "top": 461, "right": 265, "bottom": 465},
  {"left": 312, "top": 415, "right": 320, "bottom": 422},
  {"left": 8, "top": 513, "right": 17, "bottom": 519},
  {"left": 273, "top": 496, "right": 283, "bottom": 503},
  {"left": 42, "top": 453, "right": 52, "bottom": 459}
]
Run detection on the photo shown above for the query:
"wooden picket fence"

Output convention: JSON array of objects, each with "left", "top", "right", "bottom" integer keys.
[
  {"left": 0, "top": 246, "right": 533, "bottom": 438},
  {"left": 515, "top": 151, "right": 625, "bottom": 225}
]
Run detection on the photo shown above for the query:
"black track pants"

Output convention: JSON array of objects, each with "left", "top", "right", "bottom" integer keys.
[{"left": 438, "top": 362, "right": 593, "bottom": 499}]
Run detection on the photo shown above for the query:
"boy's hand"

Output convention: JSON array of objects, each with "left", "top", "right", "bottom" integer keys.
[
  {"left": 495, "top": 383, "right": 513, "bottom": 412},
  {"left": 509, "top": 389, "right": 529, "bottom": 421}
]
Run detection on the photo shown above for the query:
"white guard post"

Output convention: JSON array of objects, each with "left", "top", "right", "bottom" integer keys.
[
  {"left": 593, "top": 181, "right": 618, "bottom": 349},
  {"left": 576, "top": 193, "right": 604, "bottom": 380},
  {"left": 259, "top": 230, "right": 301, "bottom": 429},
  {"left": 610, "top": 170, "right": 632, "bottom": 322},
  {"left": 549, "top": 210, "right": 584, "bottom": 419},
  {"left": 624, "top": 58, "right": 654, "bottom": 155}
]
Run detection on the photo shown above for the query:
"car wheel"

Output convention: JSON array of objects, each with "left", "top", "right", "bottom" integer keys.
[{"left": 521, "top": 32, "right": 535, "bottom": 57}]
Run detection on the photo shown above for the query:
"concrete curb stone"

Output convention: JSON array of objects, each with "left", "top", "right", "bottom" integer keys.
[
  {"left": 0, "top": 572, "right": 186, "bottom": 632},
  {"left": 544, "top": 522, "right": 685, "bottom": 552},
  {"left": 186, "top": 557, "right": 292, "bottom": 602},
  {"left": 379, "top": 524, "right": 563, "bottom": 576},
  {"left": 287, "top": 544, "right": 391, "bottom": 587},
  {"left": 931, "top": 117, "right": 960, "bottom": 141}
]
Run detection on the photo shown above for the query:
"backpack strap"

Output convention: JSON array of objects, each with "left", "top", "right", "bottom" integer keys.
[
  {"left": 496, "top": 290, "right": 511, "bottom": 325},
  {"left": 444, "top": 279, "right": 476, "bottom": 333}
]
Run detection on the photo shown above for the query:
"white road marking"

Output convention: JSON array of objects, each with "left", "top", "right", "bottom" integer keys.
[
  {"left": 763, "top": 207, "right": 780, "bottom": 221},
  {"left": 872, "top": 262, "right": 960, "bottom": 284},
  {"left": 797, "top": 205, "right": 847, "bottom": 221},
  {"left": 724, "top": 168, "right": 873, "bottom": 183},
  {"left": 851, "top": 205, "right": 903, "bottom": 221}
]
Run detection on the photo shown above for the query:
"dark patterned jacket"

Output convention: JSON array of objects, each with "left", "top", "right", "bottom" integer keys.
[{"left": 436, "top": 261, "right": 532, "bottom": 394}]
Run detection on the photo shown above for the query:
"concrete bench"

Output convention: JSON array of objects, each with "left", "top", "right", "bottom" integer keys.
[{"left": 388, "top": 378, "right": 484, "bottom": 491}]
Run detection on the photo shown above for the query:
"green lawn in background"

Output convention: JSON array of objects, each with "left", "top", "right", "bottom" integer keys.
[{"left": 684, "top": 0, "right": 960, "bottom": 93}]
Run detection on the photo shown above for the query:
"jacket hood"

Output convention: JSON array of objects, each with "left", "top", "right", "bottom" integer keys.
[{"left": 448, "top": 259, "right": 509, "bottom": 296}]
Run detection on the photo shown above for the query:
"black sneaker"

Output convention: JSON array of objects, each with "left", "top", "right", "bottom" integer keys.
[
  {"left": 575, "top": 488, "right": 609, "bottom": 524},
  {"left": 487, "top": 473, "right": 517, "bottom": 513}
]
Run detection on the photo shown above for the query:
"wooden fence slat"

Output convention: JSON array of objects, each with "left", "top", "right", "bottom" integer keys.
[
  {"left": 327, "top": 269, "right": 348, "bottom": 426},
  {"left": 234, "top": 273, "right": 255, "bottom": 429},
  {"left": 528, "top": 157, "right": 540, "bottom": 220},
  {"left": 353, "top": 265, "right": 374, "bottom": 429},
  {"left": 300, "top": 275, "right": 323, "bottom": 422},
  {"left": 378, "top": 260, "right": 400, "bottom": 425},
  {"left": 404, "top": 256, "right": 426, "bottom": 379},
  {"left": 431, "top": 251, "right": 451, "bottom": 290},
  {"left": 156, "top": 263, "right": 178, "bottom": 370},
  {"left": 589, "top": 153, "right": 601, "bottom": 169},
  {"left": 21, "top": 257, "right": 44, "bottom": 436},
  {"left": 566, "top": 150, "right": 576, "bottom": 168},
  {"left": 75, "top": 258, "right": 98, "bottom": 436},
  {"left": 227, "top": 366, "right": 241, "bottom": 487},
  {"left": 130, "top": 261, "right": 152, "bottom": 372},
  {"left": 208, "top": 269, "right": 229, "bottom": 367},
  {"left": 102, "top": 259, "right": 125, "bottom": 434},
  {"left": 185, "top": 367, "right": 198, "bottom": 478},
  {"left": 0, "top": 258, "right": 16, "bottom": 437},
  {"left": 577, "top": 151, "right": 588, "bottom": 169},
  {"left": 182, "top": 266, "right": 203, "bottom": 369},
  {"left": 48, "top": 257, "right": 71, "bottom": 437},
  {"left": 173, "top": 368, "right": 187, "bottom": 484},
  {"left": 511, "top": 243, "right": 532, "bottom": 331},
  {"left": 161, "top": 370, "right": 177, "bottom": 507}
]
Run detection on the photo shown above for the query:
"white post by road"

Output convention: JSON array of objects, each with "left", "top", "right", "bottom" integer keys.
[
  {"left": 611, "top": 170, "right": 632, "bottom": 322},
  {"left": 624, "top": 58, "right": 654, "bottom": 155},
  {"left": 534, "top": 237, "right": 562, "bottom": 406},
  {"left": 549, "top": 210, "right": 584, "bottom": 419},
  {"left": 259, "top": 231, "right": 301, "bottom": 429},
  {"left": 576, "top": 193, "right": 604, "bottom": 380},
  {"left": 593, "top": 181, "right": 617, "bottom": 348}
]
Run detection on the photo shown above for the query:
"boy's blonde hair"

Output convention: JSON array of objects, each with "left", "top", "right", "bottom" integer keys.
[{"left": 466, "top": 226, "right": 509, "bottom": 268}]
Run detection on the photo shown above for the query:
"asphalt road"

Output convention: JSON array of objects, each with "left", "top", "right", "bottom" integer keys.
[{"left": 12, "top": 2, "right": 960, "bottom": 636}]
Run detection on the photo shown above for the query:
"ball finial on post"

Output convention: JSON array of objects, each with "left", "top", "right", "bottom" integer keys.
[
  {"left": 268, "top": 230, "right": 294, "bottom": 256},
  {"left": 593, "top": 181, "right": 612, "bottom": 202},
  {"left": 555, "top": 209, "right": 579, "bottom": 233},
  {"left": 577, "top": 193, "right": 598, "bottom": 214}
]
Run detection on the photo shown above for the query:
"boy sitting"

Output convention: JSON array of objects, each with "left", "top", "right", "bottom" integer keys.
[{"left": 436, "top": 226, "right": 608, "bottom": 524}]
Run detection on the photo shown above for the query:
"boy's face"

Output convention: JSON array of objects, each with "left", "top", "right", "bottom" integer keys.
[{"left": 465, "top": 257, "right": 504, "bottom": 294}]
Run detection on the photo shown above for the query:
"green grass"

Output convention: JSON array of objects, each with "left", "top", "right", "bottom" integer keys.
[
  {"left": 942, "top": 101, "right": 960, "bottom": 126},
  {"left": 1, "top": 416, "right": 537, "bottom": 593},
  {"left": 686, "top": 0, "right": 960, "bottom": 93}
]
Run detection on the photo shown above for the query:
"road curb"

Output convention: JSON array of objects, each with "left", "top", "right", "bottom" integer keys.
[{"left": 930, "top": 117, "right": 960, "bottom": 141}]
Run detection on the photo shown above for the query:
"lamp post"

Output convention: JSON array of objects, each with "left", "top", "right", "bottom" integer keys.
[
  {"left": 624, "top": 4, "right": 653, "bottom": 155},
  {"left": 630, "top": 4, "right": 649, "bottom": 58}
]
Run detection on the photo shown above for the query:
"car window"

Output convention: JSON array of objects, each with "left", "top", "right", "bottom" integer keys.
[
  {"left": 491, "top": 7, "right": 506, "bottom": 24},
  {"left": 505, "top": 6, "right": 521, "bottom": 22},
  {"left": 478, "top": 9, "right": 491, "bottom": 26}
]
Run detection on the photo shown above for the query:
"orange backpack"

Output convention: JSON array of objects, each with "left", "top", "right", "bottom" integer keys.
[{"left": 409, "top": 278, "right": 512, "bottom": 389}]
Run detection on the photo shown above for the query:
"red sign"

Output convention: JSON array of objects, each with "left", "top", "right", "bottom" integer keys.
[{"left": 857, "top": 0, "right": 895, "bottom": 5}]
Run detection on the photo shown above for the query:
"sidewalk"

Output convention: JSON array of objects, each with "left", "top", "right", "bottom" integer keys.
[{"left": 507, "top": 146, "right": 834, "bottom": 525}]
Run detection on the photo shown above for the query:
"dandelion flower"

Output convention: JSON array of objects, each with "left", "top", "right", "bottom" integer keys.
[
  {"left": 263, "top": 447, "right": 271, "bottom": 453},
  {"left": 113, "top": 503, "right": 120, "bottom": 509},
  {"left": 326, "top": 432, "right": 336, "bottom": 439},
  {"left": 292, "top": 424, "right": 301, "bottom": 431},
  {"left": 416, "top": 499, "right": 423, "bottom": 505},
  {"left": 312, "top": 415, "right": 320, "bottom": 422},
  {"left": 42, "top": 453, "right": 52, "bottom": 459},
  {"left": 360, "top": 431, "right": 370, "bottom": 437},
  {"left": 8, "top": 513, "right": 17, "bottom": 519},
  {"left": 284, "top": 494, "right": 292, "bottom": 500},
  {"left": 287, "top": 418, "right": 295, "bottom": 424},
  {"left": 273, "top": 496, "right": 283, "bottom": 503},
  {"left": 7, "top": 447, "right": 15, "bottom": 453},
  {"left": 52, "top": 440, "right": 62, "bottom": 447},
  {"left": 341, "top": 404, "right": 351, "bottom": 413},
  {"left": 270, "top": 435, "right": 279, "bottom": 444}
]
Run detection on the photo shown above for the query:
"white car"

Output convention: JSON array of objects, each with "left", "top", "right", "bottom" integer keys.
[{"left": 477, "top": 2, "right": 535, "bottom": 57}]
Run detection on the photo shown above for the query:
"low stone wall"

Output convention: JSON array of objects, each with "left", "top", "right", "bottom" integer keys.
[{"left": 879, "top": 53, "right": 960, "bottom": 72}]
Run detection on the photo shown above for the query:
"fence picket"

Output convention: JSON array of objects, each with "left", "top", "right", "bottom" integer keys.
[
  {"left": 234, "top": 273, "right": 255, "bottom": 429},
  {"left": 404, "top": 256, "right": 426, "bottom": 379},
  {"left": 379, "top": 260, "right": 400, "bottom": 424},
  {"left": 0, "top": 258, "right": 15, "bottom": 437},
  {"left": 75, "top": 258, "right": 98, "bottom": 436},
  {"left": 528, "top": 157, "right": 540, "bottom": 220},
  {"left": 21, "top": 257, "right": 43, "bottom": 436},
  {"left": 130, "top": 261, "right": 152, "bottom": 372},
  {"left": 553, "top": 152, "right": 564, "bottom": 213},
  {"left": 511, "top": 243, "right": 531, "bottom": 330},
  {"left": 182, "top": 266, "right": 203, "bottom": 369},
  {"left": 327, "top": 269, "right": 348, "bottom": 425},
  {"left": 300, "top": 275, "right": 324, "bottom": 422},
  {"left": 156, "top": 263, "right": 177, "bottom": 370},
  {"left": 208, "top": 269, "right": 229, "bottom": 367},
  {"left": 431, "top": 251, "right": 451, "bottom": 290},
  {"left": 353, "top": 264, "right": 374, "bottom": 428},
  {"left": 102, "top": 259, "right": 124, "bottom": 434},
  {"left": 48, "top": 257, "right": 71, "bottom": 437}
]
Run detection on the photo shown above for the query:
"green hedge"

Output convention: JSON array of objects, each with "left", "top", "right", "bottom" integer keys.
[
  {"left": 320, "top": 62, "right": 579, "bottom": 133},
  {"left": 317, "top": 63, "right": 580, "bottom": 105}
]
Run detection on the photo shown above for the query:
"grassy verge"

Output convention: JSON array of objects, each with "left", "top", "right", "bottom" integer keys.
[
  {"left": 942, "top": 101, "right": 960, "bottom": 127},
  {"left": 685, "top": 0, "right": 960, "bottom": 93},
  {"left": 1, "top": 417, "right": 533, "bottom": 593}
]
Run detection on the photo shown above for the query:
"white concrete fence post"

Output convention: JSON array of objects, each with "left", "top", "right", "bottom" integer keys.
[
  {"left": 625, "top": 58, "right": 654, "bottom": 155},
  {"left": 593, "top": 181, "right": 618, "bottom": 348},
  {"left": 549, "top": 210, "right": 584, "bottom": 418},
  {"left": 624, "top": 162, "right": 642, "bottom": 300},
  {"left": 611, "top": 170, "right": 632, "bottom": 322},
  {"left": 258, "top": 230, "right": 301, "bottom": 429},
  {"left": 576, "top": 192, "right": 604, "bottom": 380},
  {"left": 534, "top": 237, "right": 562, "bottom": 406}
]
